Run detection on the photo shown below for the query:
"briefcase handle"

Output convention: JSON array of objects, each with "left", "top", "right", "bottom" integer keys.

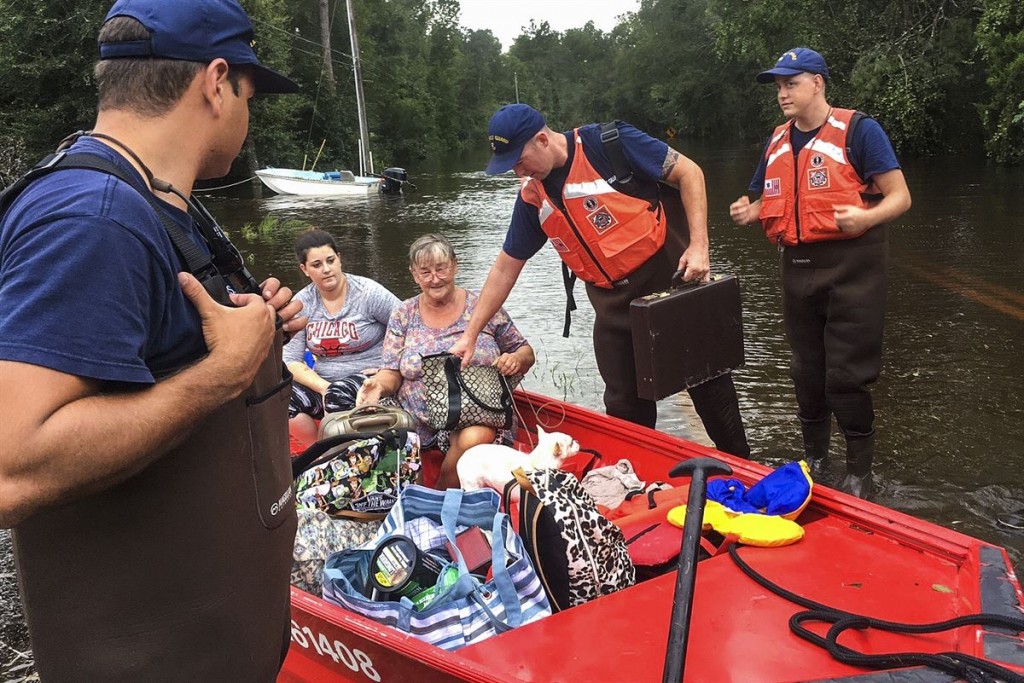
[
  {"left": 670, "top": 269, "right": 703, "bottom": 289},
  {"left": 670, "top": 271, "right": 730, "bottom": 289}
]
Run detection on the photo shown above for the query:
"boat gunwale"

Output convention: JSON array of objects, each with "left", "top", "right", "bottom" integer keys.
[{"left": 282, "top": 389, "right": 1022, "bottom": 681}]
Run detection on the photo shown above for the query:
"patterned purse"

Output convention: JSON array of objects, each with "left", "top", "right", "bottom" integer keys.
[
  {"left": 420, "top": 352, "right": 523, "bottom": 431},
  {"left": 292, "top": 420, "right": 422, "bottom": 519}
]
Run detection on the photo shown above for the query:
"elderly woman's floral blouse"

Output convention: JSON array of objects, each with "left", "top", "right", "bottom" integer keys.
[{"left": 381, "top": 289, "right": 527, "bottom": 443}]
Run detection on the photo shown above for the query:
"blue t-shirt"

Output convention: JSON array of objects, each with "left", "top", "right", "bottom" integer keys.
[
  {"left": 503, "top": 122, "right": 669, "bottom": 260},
  {"left": 747, "top": 115, "right": 900, "bottom": 194},
  {"left": 0, "top": 138, "right": 209, "bottom": 384}
]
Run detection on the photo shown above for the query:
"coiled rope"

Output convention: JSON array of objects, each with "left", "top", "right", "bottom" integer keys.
[{"left": 727, "top": 545, "right": 1024, "bottom": 682}]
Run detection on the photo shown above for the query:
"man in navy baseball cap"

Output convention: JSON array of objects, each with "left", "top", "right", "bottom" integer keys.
[
  {"left": 100, "top": 0, "right": 299, "bottom": 94},
  {"left": 486, "top": 103, "right": 547, "bottom": 174},
  {"left": 731, "top": 43, "right": 911, "bottom": 500},
  {"left": 0, "top": 0, "right": 308, "bottom": 680},
  {"left": 756, "top": 47, "right": 830, "bottom": 84}
]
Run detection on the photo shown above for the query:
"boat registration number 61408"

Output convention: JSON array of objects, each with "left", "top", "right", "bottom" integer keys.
[{"left": 290, "top": 620, "right": 380, "bottom": 681}]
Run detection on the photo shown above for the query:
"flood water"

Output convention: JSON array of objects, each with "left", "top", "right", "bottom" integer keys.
[{"left": 2, "top": 142, "right": 1022, "bottom": 667}]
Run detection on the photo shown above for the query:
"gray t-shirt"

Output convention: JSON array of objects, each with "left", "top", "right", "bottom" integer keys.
[{"left": 283, "top": 274, "right": 399, "bottom": 381}]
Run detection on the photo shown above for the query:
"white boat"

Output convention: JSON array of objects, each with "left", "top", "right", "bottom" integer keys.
[
  {"left": 257, "top": 1, "right": 410, "bottom": 197},
  {"left": 255, "top": 168, "right": 379, "bottom": 196}
]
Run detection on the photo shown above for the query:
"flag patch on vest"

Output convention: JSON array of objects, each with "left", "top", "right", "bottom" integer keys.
[
  {"left": 764, "top": 178, "right": 781, "bottom": 197},
  {"left": 549, "top": 237, "right": 570, "bottom": 253},
  {"left": 587, "top": 206, "right": 618, "bottom": 234},
  {"left": 808, "top": 168, "right": 830, "bottom": 189}
]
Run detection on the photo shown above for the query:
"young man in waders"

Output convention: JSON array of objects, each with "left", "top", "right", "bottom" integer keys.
[
  {"left": 0, "top": 0, "right": 306, "bottom": 680},
  {"left": 451, "top": 104, "right": 750, "bottom": 457},
  {"left": 729, "top": 48, "right": 912, "bottom": 498}
]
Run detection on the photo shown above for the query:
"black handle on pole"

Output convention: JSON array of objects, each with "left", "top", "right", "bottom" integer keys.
[{"left": 662, "top": 456, "right": 733, "bottom": 683}]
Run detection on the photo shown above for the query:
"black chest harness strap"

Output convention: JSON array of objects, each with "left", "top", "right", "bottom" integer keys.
[
  {"left": 554, "top": 121, "right": 651, "bottom": 338},
  {"left": 0, "top": 134, "right": 259, "bottom": 305}
]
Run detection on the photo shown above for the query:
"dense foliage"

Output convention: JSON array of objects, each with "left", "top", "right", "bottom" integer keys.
[{"left": 1, "top": 0, "right": 1021, "bottom": 183}]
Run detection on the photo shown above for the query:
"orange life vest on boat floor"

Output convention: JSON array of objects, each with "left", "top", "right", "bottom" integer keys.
[
  {"left": 758, "top": 108, "right": 870, "bottom": 246},
  {"left": 520, "top": 129, "right": 666, "bottom": 288}
]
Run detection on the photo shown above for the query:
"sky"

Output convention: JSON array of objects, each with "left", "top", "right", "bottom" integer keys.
[{"left": 457, "top": 0, "right": 639, "bottom": 51}]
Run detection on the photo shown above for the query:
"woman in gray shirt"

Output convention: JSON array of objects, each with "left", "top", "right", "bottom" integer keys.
[{"left": 284, "top": 229, "right": 399, "bottom": 442}]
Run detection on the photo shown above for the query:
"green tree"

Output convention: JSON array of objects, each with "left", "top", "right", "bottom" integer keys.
[
  {"left": 977, "top": 0, "right": 1024, "bottom": 164},
  {"left": 0, "top": 0, "right": 108, "bottom": 177}
]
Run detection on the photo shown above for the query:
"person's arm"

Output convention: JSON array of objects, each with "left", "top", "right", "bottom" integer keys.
[
  {"left": 494, "top": 344, "right": 535, "bottom": 376},
  {"left": 730, "top": 137, "right": 771, "bottom": 227},
  {"left": 356, "top": 303, "right": 407, "bottom": 405},
  {"left": 287, "top": 361, "right": 330, "bottom": 394},
  {"left": 729, "top": 196, "right": 763, "bottom": 225},
  {"left": 0, "top": 272, "right": 276, "bottom": 528},
  {"left": 449, "top": 250, "right": 527, "bottom": 368},
  {"left": 664, "top": 149, "right": 710, "bottom": 282},
  {"left": 833, "top": 169, "right": 912, "bottom": 237},
  {"left": 355, "top": 368, "right": 402, "bottom": 406}
]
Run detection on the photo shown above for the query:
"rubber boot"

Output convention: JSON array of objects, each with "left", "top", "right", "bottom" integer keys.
[
  {"left": 799, "top": 416, "right": 831, "bottom": 476},
  {"left": 839, "top": 431, "right": 875, "bottom": 499}
]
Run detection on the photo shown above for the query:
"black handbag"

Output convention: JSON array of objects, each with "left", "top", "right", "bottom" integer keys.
[{"left": 420, "top": 352, "right": 523, "bottom": 431}]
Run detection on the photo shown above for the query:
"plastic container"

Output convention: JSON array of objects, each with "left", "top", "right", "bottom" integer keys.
[{"left": 368, "top": 535, "right": 457, "bottom": 610}]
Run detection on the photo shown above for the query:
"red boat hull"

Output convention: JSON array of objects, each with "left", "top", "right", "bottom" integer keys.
[{"left": 280, "top": 391, "right": 1024, "bottom": 682}]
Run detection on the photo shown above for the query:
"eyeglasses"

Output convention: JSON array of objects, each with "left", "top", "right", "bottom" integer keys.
[{"left": 413, "top": 263, "right": 453, "bottom": 280}]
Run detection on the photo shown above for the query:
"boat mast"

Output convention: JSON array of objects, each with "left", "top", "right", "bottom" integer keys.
[{"left": 346, "top": 0, "right": 372, "bottom": 176}]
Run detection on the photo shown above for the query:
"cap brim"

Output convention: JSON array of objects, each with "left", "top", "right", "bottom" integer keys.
[
  {"left": 756, "top": 67, "right": 804, "bottom": 83},
  {"left": 485, "top": 145, "right": 525, "bottom": 175},
  {"left": 250, "top": 64, "right": 299, "bottom": 94}
]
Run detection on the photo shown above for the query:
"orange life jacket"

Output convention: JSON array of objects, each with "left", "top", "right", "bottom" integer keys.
[
  {"left": 520, "top": 129, "right": 666, "bottom": 288},
  {"left": 758, "top": 108, "right": 870, "bottom": 246}
]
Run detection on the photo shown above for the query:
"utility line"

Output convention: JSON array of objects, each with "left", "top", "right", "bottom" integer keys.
[
  {"left": 251, "top": 16, "right": 354, "bottom": 63},
  {"left": 250, "top": 14, "right": 386, "bottom": 81}
]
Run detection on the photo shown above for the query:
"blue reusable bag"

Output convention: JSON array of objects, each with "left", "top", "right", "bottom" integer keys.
[{"left": 322, "top": 485, "right": 551, "bottom": 651}]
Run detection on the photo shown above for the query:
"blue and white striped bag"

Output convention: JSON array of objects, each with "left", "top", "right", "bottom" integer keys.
[{"left": 322, "top": 485, "right": 551, "bottom": 650}]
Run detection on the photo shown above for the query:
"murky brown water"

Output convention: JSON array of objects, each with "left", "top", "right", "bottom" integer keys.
[{"left": 3, "top": 144, "right": 1022, "bottom": 668}]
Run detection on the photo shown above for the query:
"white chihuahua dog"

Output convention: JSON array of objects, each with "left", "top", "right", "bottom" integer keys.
[{"left": 457, "top": 426, "right": 580, "bottom": 498}]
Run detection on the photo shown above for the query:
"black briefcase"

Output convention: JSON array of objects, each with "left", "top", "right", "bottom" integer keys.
[{"left": 630, "top": 274, "right": 744, "bottom": 401}]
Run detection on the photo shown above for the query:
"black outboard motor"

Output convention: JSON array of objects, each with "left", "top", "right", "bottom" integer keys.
[{"left": 379, "top": 167, "right": 411, "bottom": 194}]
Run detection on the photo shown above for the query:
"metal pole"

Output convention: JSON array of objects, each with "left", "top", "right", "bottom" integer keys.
[
  {"left": 662, "top": 457, "right": 732, "bottom": 683},
  {"left": 347, "top": 0, "right": 371, "bottom": 177},
  {"left": 310, "top": 139, "right": 327, "bottom": 172},
  {"left": 514, "top": 72, "right": 520, "bottom": 103}
]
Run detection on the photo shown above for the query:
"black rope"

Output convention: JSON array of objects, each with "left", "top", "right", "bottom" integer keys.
[{"left": 726, "top": 545, "right": 1024, "bottom": 682}]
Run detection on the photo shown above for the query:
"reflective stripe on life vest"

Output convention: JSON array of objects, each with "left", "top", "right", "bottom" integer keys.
[
  {"left": 520, "top": 129, "right": 666, "bottom": 288},
  {"left": 758, "top": 108, "right": 869, "bottom": 246}
]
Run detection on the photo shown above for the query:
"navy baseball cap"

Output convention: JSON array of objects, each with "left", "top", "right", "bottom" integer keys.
[
  {"left": 99, "top": 0, "right": 299, "bottom": 94},
  {"left": 486, "top": 104, "right": 546, "bottom": 175},
  {"left": 756, "top": 47, "right": 830, "bottom": 84}
]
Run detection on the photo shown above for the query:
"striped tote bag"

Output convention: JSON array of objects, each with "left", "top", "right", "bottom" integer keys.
[{"left": 322, "top": 485, "right": 551, "bottom": 651}]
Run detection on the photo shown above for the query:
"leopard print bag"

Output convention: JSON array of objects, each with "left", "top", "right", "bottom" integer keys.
[{"left": 506, "top": 468, "right": 635, "bottom": 611}]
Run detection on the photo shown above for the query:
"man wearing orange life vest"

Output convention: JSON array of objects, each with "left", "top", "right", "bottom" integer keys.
[
  {"left": 450, "top": 104, "right": 750, "bottom": 457},
  {"left": 730, "top": 48, "right": 911, "bottom": 498}
]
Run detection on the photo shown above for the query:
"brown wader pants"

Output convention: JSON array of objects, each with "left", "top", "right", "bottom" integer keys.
[
  {"left": 782, "top": 226, "right": 889, "bottom": 439},
  {"left": 585, "top": 245, "right": 750, "bottom": 457},
  {"left": 14, "top": 335, "right": 297, "bottom": 682}
]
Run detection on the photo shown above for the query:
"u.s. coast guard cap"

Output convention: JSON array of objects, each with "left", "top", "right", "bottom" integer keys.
[
  {"left": 99, "top": 0, "right": 300, "bottom": 94},
  {"left": 756, "top": 47, "right": 830, "bottom": 84},
  {"left": 485, "top": 104, "right": 546, "bottom": 175}
]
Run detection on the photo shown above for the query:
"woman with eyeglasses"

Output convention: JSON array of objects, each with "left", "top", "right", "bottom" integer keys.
[
  {"left": 284, "top": 228, "right": 400, "bottom": 444},
  {"left": 358, "top": 233, "right": 535, "bottom": 488}
]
